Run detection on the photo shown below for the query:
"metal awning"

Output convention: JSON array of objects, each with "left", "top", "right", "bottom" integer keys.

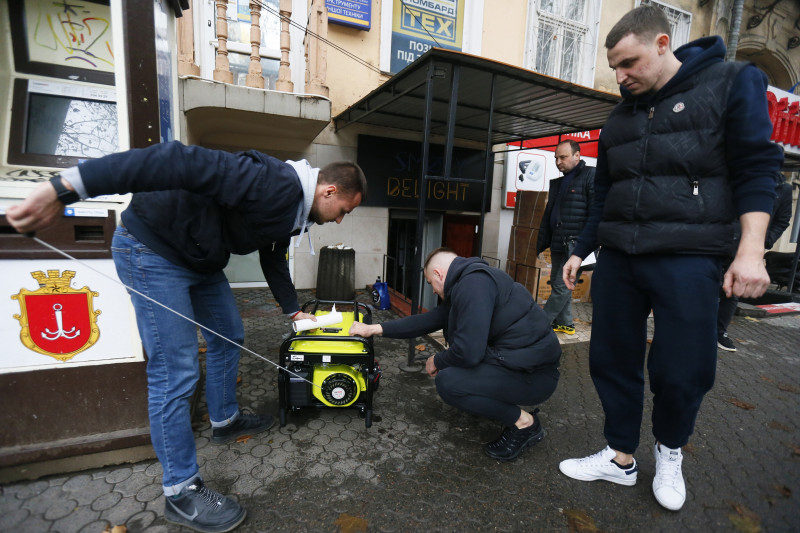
[
  {"left": 334, "top": 49, "right": 622, "bottom": 367},
  {"left": 334, "top": 48, "right": 621, "bottom": 144}
]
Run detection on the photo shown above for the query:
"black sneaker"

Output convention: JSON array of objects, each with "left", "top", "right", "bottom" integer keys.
[
  {"left": 717, "top": 333, "right": 736, "bottom": 352},
  {"left": 485, "top": 409, "right": 545, "bottom": 461},
  {"left": 211, "top": 409, "right": 274, "bottom": 445},
  {"left": 164, "top": 478, "right": 246, "bottom": 533}
]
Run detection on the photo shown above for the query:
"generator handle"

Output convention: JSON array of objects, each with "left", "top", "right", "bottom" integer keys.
[
  {"left": 279, "top": 333, "right": 374, "bottom": 356},
  {"left": 300, "top": 299, "right": 373, "bottom": 325}
]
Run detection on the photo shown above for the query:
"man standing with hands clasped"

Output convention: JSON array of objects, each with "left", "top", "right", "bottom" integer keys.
[
  {"left": 557, "top": 6, "right": 783, "bottom": 511},
  {"left": 536, "top": 139, "right": 595, "bottom": 335}
]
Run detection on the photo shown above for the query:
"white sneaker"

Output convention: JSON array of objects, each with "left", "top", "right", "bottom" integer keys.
[
  {"left": 652, "top": 442, "right": 686, "bottom": 511},
  {"left": 559, "top": 446, "right": 638, "bottom": 486}
]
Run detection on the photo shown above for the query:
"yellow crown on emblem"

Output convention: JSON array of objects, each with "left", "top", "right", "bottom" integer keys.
[{"left": 31, "top": 270, "right": 76, "bottom": 290}]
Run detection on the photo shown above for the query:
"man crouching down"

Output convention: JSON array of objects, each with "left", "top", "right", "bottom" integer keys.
[{"left": 350, "top": 247, "right": 561, "bottom": 461}]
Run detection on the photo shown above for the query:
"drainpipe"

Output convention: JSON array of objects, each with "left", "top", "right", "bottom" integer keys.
[{"left": 725, "top": 0, "right": 745, "bottom": 61}]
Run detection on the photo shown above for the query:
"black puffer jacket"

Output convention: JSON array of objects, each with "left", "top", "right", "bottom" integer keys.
[
  {"left": 381, "top": 257, "right": 561, "bottom": 372},
  {"left": 537, "top": 160, "right": 595, "bottom": 254}
]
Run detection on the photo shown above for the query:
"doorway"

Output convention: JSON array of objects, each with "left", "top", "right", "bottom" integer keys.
[{"left": 386, "top": 211, "right": 442, "bottom": 311}]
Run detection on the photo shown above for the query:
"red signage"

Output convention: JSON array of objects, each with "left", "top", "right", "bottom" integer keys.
[
  {"left": 509, "top": 130, "right": 601, "bottom": 158},
  {"left": 767, "top": 87, "right": 800, "bottom": 155}
]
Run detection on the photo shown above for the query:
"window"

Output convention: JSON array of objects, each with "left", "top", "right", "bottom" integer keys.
[
  {"left": 525, "top": 1, "right": 600, "bottom": 85},
  {"left": 637, "top": 0, "right": 692, "bottom": 48},
  {"left": 8, "top": 79, "right": 118, "bottom": 168}
]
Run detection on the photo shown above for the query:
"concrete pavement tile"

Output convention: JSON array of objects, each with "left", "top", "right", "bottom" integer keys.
[
  {"left": 98, "top": 495, "right": 144, "bottom": 527},
  {"left": 62, "top": 475, "right": 114, "bottom": 506},
  {"left": 112, "top": 470, "right": 156, "bottom": 498},
  {"left": 0, "top": 507, "right": 29, "bottom": 530},
  {"left": 125, "top": 509, "right": 158, "bottom": 530},
  {"left": 43, "top": 497, "right": 79, "bottom": 520},
  {"left": 21, "top": 485, "right": 64, "bottom": 514},
  {"left": 9, "top": 479, "right": 48, "bottom": 499},
  {"left": 134, "top": 482, "right": 163, "bottom": 503},
  {"left": 77, "top": 519, "right": 116, "bottom": 533},
  {"left": 50, "top": 504, "right": 100, "bottom": 533},
  {"left": 90, "top": 490, "right": 122, "bottom": 511},
  {"left": 103, "top": 467, "right": 132, "bottom": 485}
]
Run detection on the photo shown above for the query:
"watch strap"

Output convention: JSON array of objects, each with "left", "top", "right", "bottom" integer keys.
[{"left": 50, "top": 176, "right": 81, "bottom": 205}]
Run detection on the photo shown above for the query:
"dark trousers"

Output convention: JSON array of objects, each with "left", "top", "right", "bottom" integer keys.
[
  {"left": 589, "top": 249, "right": 721, "bottom": 453},
  {"left": 717, "top": 292, "right": 738, "bottom": 336},
  {"left": 435, "top": 362, "right": 559, "bottom": 427}
]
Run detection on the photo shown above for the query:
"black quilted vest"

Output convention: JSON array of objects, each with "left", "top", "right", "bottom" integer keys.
[{"left": 598, "top": 61, "right": 747, "bottom": 256}]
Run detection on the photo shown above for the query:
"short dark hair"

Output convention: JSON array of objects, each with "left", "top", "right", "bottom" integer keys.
[
  {"left": 424, "top": 246, "right": 457, "bottom": 270},
  {"left": 319, "top": 161, "right": 368, "bottom": 200},
  {"left": 557, "top": 139, "right": 581, "bottom": 154},
  {"left": 605, "top": 5, "right": 671, "bottom": 50}
]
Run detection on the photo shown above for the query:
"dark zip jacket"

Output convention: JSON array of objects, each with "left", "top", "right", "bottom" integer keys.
[
  {"left": 537, "top": 160, "right": 595, "bottom": 254},
  {"left": 573, "top": 36, "right": 783, "bottom": 259},
  {"left": 381, "top": 257, "right": 561, "bottom": 372},
  {"left": 77, "top": 141, "right": 306, "bottom": 312}
]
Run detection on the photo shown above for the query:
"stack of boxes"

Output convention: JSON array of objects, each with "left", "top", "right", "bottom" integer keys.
[
  {"left": 506, "top": 191, "right": 550, "bottom": 299},
  {"left": 506, "top": 190, "right": 592, "bottom": 304}
]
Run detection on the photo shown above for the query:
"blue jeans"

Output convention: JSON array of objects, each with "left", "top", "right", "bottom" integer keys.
[
  {"left": 542, "top": 248, "right": 573, "bottom": 326},
  {"left": 112, "top": 227, "right": 243, "bottom": 494}
]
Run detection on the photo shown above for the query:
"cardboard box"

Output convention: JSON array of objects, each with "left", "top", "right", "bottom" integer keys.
[
  {"left": 507, "top": 261, "right": 540, "bottom": 296},
  {"left": 537, "top": 268, "right": 592, "bottom": 304},
  {"left": 507, "top": 225, "right": 540, "bottom": 266},
  {"left": 513, "top": 190, "right": 549, "bottom": 228}
]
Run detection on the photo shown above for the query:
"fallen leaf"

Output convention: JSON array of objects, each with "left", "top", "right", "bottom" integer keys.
[
  {"left": 767, "top": 421, "right": 791, "bottom": 431},
  {"left": 334, "top": 513, "right": 368, "bottom": 533},
  {"left": 775, "top": 485, "right": 791, "bottom": 498},
  {"left": 791, "top": 444, "right": 800, "bottom": 457},
  {"left": 202, "top": 413, "right": 210, "bottom": 422},
  {"left": 744, "top": 316, "right": 760, "bottom": 321},
  {"left": 198, "top": 347, "right": 207, "bottom": 354},
  {"left": 646, "top": 338, "right": 653, "bottom": 344},
  {"left": 760, "top": 375, "right": 774, "bottom": 383},
  {"left": 728, "top": 398, "right": 756, "bottom": 410},
  {"left": 102, "top": 526, "right": 127, "bottom": 533},
  {"left": 415, "top": 344, "right": 426, "bottom": 351},
  {"left": 683, "top": 443, "right": 696, "bottom": 454},
  {"left": 563, "top": 509, "right": 603, "bottom": 533},
  {"left": 777, "top": 383, "right": 799, "bottom": 393},
  {"left": 235, "top": 435, "right": 252, "bottom": 444},
  {"left": 728, "top": 503, "right": 761, "bottom": 533},
  {"left": 237, "top": 375, "right": 243, "bottom": 384}
]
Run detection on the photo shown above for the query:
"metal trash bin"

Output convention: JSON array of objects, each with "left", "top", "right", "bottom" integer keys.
[{"left": 316, "top": 246, "right": 355, "bottom": 301}]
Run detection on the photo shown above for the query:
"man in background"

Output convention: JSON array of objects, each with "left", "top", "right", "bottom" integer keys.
[{"left": 537, "top": 140, "right": 595, "bottom": 335}]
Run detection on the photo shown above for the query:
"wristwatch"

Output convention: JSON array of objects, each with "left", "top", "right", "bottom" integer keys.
[{"left": 50, "top": 176, "right": 80, "bottom": 205}]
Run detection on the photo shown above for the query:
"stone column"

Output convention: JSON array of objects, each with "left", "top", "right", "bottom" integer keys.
[
  {"left": 212, "top": 0, "right": 233, "bottom": 83},
  {"left": 305, "top": 0, "right": 329, "bottom": 98},
  {"left": 276, "top": 0, "right": 294, "bottom": 92},
  {"left": 246, "top": 2, "right": 264, "bottom": 88},
  {"left": 177, "top": 0, "right": 200, "bottom": 76}
]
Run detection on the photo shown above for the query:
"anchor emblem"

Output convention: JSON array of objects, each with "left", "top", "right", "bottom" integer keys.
[
  {"left": 12, "top": 270, "right": 101, "bottom": 361},
  {"left": 41, "top": 303, "right": 81, "bottom": 340}
]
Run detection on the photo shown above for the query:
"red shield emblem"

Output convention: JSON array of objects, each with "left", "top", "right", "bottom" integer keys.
[
  {"left": 24, "top": 293, "right": 93, "bottom": 355},
  {"left": 12, "top": 270, "right": 101, "bottom": 361}
]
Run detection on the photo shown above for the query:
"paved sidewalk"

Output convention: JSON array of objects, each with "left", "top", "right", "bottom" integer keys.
[{"left": 1, "top": 289, "right": 798, "bottom": 532}]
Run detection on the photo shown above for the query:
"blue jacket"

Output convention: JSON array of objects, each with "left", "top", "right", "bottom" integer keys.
[
  {"left": 573, "top": 36, "right": 783, "bottom": 259},
  {"left": 77, "top": 141, "right": 306, "bottom": 312},
  {"left": 381, "top": 257, "right": 561, "bottom": 372}
]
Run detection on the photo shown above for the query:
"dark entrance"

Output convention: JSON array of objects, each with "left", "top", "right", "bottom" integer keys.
[{"left": 442, "top": 214, "right": 479, "bottom": 258}]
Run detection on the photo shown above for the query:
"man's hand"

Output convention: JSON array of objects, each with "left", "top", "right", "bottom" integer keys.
[
  {"left": 723, "top": 256, "right": 770, "bottom": 299},
  {"left": 562, "top": 255, "right": 583, "bottom": 290},
  {"left": 5, "top": 180, "right": 64, "bottom": 234},
  {"left": 292, "top": 312, "right": 317, "bottom": 322},
  {"left": 349, "top": 322, "right": 382, "bottom": 337},
  {"left": 425, "top": 355, "right": 438, "bottom": 377},
  {"left": 724, "top": 211, "right": 771, "bottom": 299}
]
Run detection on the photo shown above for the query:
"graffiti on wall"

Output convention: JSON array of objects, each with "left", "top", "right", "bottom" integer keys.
[{"left": 25, "top": 0, "right": 114, "bottom": 73}]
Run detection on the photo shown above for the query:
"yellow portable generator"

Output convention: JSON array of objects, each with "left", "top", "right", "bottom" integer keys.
[{"left": 278, "top": 300, "right": 380, "bottom": 428}]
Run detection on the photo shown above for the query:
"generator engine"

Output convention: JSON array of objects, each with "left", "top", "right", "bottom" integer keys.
[{"left": 279, "top": 300, "right": 380, "bottom": 427}]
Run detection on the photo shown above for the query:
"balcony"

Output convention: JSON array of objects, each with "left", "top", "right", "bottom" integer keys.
[{"left": 177, "top": 0, "right": 331, "bottom": 151}]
